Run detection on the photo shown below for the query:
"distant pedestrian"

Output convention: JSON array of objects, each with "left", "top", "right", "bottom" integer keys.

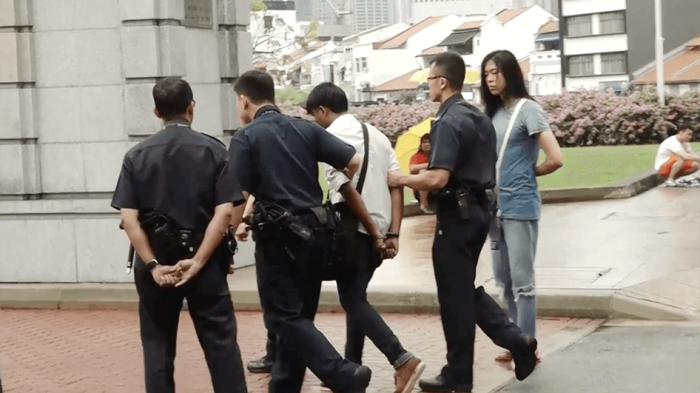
[
  {"left": 480, "top": 49, "right": 563, "bottom": 364},
  {"left": 388, "top": 51, "right": 539, "bottom": 392},
  {"left": 112, "top": 77, "right": 248, "bottom": 393},
  {"left": 654, "top": 126, "right": 700, "bottom": 187}
]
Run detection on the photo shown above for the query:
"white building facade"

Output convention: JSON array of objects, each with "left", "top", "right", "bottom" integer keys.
[
  {"left": 561, "top": 0, "right": 629, "bottom": 91},
  {"left": 527, "top": 20, "right": 562, "bottom": 96},
  {"left": 437, "top": 6, "right": 555, "bottom": 69},
  {"left": 409, "top": 0, "right": 558, "bottom": 24},
  {"left": 359, "top": 15, "right": 466, "bottom": 97}
]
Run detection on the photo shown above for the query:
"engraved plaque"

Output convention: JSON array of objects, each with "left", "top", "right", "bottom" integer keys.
[{"left": 184, "top": 0, "right": 214, "bottom": 28}]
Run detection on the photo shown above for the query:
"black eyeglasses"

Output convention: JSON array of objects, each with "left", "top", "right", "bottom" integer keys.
[{"left": 427, "top": 76, "right": 447, "bottom": 81}]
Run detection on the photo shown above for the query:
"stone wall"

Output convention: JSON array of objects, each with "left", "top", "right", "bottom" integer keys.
[{"left": 0, "top": 0, "right": 254, "bottom": 283}]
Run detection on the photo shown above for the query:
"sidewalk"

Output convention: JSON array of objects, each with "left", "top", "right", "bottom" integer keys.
[
  {"left": 1, "top": 186, "right": 698, "bottom": 321},
  {"left": 0, "top": 308, "right": 602, "bottom": 393}
]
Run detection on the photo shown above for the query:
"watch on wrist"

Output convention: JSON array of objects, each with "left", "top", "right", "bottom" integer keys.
[
  {"left": 386, "top": 231, "right": 400, "bottom": 238},
  {"left": 146, "top": 259, "right": 159, "bottom": 271}
]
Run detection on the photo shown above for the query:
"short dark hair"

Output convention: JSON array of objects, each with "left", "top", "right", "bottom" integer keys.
[
  {"left": 480, "top": 50, "right": 532, "bottom": 118},
  {"left": 234, "top": 70, "right": 275, "bottom": 104},
  {"left": 153, "top": 77, "right": 193, "bottom": 119},
  {"left": 431, "top": 52, "right": 465, "bottom": 92},
  {"left": 305, "top": 82, "right": 349, "bottom": 114}
]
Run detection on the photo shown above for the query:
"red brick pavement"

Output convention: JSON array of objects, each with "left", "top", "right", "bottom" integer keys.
[{"left": 0, "top": 309, "right": 602, "bottom": 393}]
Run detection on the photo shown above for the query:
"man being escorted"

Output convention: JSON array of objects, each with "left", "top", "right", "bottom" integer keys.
[
  {"left": 306, "top": 82, "right": 426, "bottom": 393},
  {"left": 388, "top": 52, "right": 538, "bottom": 393},
  {"left": 655, "top": 126, "right": 700, "bottom": 187},
  {"left": 112, "top": 78, "right": 248, "bottom": 393},
  {"left": 228, "top": 71, "right": 371, "bottom": 393}
]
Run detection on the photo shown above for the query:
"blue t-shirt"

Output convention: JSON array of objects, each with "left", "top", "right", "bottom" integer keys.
[{"left": 492, "top": 99, "right": 550, "bottom": 221}]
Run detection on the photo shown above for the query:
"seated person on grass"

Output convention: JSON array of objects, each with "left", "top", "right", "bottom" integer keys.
[
  {"left": 654, "top": 126, "right": 700, "bottom": 187},
  {"left": 409, "top": 133, "right": 435, "bottom": 213}
]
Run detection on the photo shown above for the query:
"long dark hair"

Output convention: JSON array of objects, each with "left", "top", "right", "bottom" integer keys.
[{"left": 480, "top": 50, "right": 533, "bottom": 118}]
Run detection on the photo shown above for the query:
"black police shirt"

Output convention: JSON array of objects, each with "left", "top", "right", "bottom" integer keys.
[
  {"left": 229, "top": 106, "right": 356, "bottom": 213},
  {"left": 111, "top": 119, "right": 245, "bottom": 231},
  {"left": 429, "top": 94, "right": 497, "bottom": 190}
]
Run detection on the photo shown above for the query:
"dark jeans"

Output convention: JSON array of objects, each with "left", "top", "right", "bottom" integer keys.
[
  {"left": 337, "top": 232, "right": 410, "bottom": 368},
  {"left": 433, "top": 198, "right": 524, "bottom": 385},
  {"left": 264, "top": 331, "right": 278, "bottom": 360},
  {"left": 255, "top": 230, "right": 359, "bottom": 393},
  {"left": 134, "top": 252, "right": 247, "bottom": 393}
]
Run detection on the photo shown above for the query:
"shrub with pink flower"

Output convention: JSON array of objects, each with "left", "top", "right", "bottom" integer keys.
[
  {"left": 538, "top": 86, "right": 700, "bottom": 147},
  {"left": 280, "top": 86, "right": 699, "bottom": 147}
]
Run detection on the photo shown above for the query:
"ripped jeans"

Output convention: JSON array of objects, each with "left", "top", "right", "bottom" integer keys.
[{"left": 491, "top": 218, "right": 538, "bottom": 337}]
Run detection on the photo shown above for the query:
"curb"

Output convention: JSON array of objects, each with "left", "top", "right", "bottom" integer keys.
[
  {"left": 1, "top": 283, "right": 694, "bottom": 321},
  {"left": 403, "top": 170, "right": 663, "bottom": 217}
]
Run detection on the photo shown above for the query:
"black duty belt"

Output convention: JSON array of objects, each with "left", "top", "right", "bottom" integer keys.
[{"left": 434, "top": 188, "right": 490, "bottom": 211}]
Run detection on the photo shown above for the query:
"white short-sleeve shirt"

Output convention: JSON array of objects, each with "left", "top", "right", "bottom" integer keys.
[
  {"left": 324, "top": 114, "right": 401, "bottom": 235},
  {"left": 654, "top": 135, "right": 693, "bottom": 170}
]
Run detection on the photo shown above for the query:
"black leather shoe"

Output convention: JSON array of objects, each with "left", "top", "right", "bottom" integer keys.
[
  {"left": 418, "top": 375, "right": 472, "bottom": 392},
  {"left": 246, "top": 356, "right": 273, "bottom": 374},
  {"left": 348, "top": 365, "right": 372, "bottom": 393},
  {"left": 512, "top": 334, "right": 538, "bottom": 381}
]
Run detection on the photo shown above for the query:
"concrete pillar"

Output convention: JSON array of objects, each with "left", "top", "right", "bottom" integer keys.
[
  {"left": 0, "top": 0, "right": 41, "bottom": 198},
  {"left": 0, "top": 0, "right": 254, "bottom": 283}
]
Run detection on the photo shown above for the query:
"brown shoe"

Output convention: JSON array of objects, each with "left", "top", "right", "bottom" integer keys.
[
  {"left": 495, "top": 351, "right": 513, "bottom": 363},
  {"left": 394, "top": 357, "right": 426, "bottom": 393},
  {"left": 494, "top": 351, "right": 514, "bottom": 371}
]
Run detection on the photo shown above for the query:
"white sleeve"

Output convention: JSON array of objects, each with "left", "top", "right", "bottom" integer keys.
[
  {"left": 388, "top": 147, "right": 401, "bottom": 172},
  {"left": 667, "top": 137, "right": 685, "bottom": 154},
  {"left": 325, "top": 162, "right": 351, "bottom": 194}
]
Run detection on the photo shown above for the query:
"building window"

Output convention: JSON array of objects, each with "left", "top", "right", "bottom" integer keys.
[
  {"left": 355, "top": 57, "right": 368, "bottom": 73},
  {"left": 264, "top": 15, "right": 273, "bottom": 29},
  {"left": 568, "top": 55, "right": 594, "bottom": 76},
  {"left": 601, "top": 52, "right": 627, "bottom": 74},
  {"left": 566, "top": 15, "right": 592, "bottom": 37},
  {"left": 599, "top": 11, "right": 625, "bottom": 34}
]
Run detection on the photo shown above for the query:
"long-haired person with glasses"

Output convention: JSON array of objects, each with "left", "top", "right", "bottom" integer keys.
[{"left": 480, "top": 49, "right": 563, "bottom": 366}]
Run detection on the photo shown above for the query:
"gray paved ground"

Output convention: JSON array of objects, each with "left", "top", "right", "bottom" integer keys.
[{"left": 495, "top": 325, "right": 700, "bottom": 393}]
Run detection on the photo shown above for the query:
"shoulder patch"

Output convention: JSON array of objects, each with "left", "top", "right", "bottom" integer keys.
[{"left": 199, "top": 132, "right": 226, "bottom": 147}]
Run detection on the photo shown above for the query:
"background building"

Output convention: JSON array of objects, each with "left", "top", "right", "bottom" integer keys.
[
  {"left": 560, "top": 0, "right": 630, "bottom": 91},
  {"left": 352, "top": 0, "right": 392, "bottom": 34},
  {"left": 410, "top": 0, "right": 558, "bottom": 23},
  {"left": 560, "top": 0, "right": 700, "bottom": 92}
]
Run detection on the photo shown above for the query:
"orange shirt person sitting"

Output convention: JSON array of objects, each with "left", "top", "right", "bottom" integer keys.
[{"left": 409, "top": 133, "right": 435, "bottom": 213}]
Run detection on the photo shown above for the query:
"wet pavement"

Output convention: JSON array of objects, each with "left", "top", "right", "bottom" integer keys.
[
  {"left": 227, "top": 186, "right": 700, "bottom": 316},
  {"left": 0, "top": 309, "right": 601, "bottom": 393},
  {"left": 495, "top": 323, "right": 700, "bottom": 393},
  {"left": 319, "top": 186, "right": 699, "bottom": 314}
]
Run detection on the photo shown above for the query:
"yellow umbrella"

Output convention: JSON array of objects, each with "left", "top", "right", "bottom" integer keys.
[
  {"left": 409, "top": 67, "right": 481, "bottom": 84},
  {"left": 395, "top": 117, "right": 434, "bottom": 175}
]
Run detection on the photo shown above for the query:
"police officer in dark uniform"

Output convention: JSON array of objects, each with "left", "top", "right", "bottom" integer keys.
[
  {"left": 227, "top": 70, "right": 371, "bottom": 393},
  {"left": 387, "top": 52, "right": 538, "bottom": 392},
  {"left": 112, "top": 77, "right": 248, "bottom": 393}
]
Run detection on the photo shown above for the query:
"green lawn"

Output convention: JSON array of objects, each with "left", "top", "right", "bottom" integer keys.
[
  {"left": 318, "top": 143, "right": 700, "bottom": 204},
  {"left": 536, "top": 142, "right": 700, "bottom": 190}
]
